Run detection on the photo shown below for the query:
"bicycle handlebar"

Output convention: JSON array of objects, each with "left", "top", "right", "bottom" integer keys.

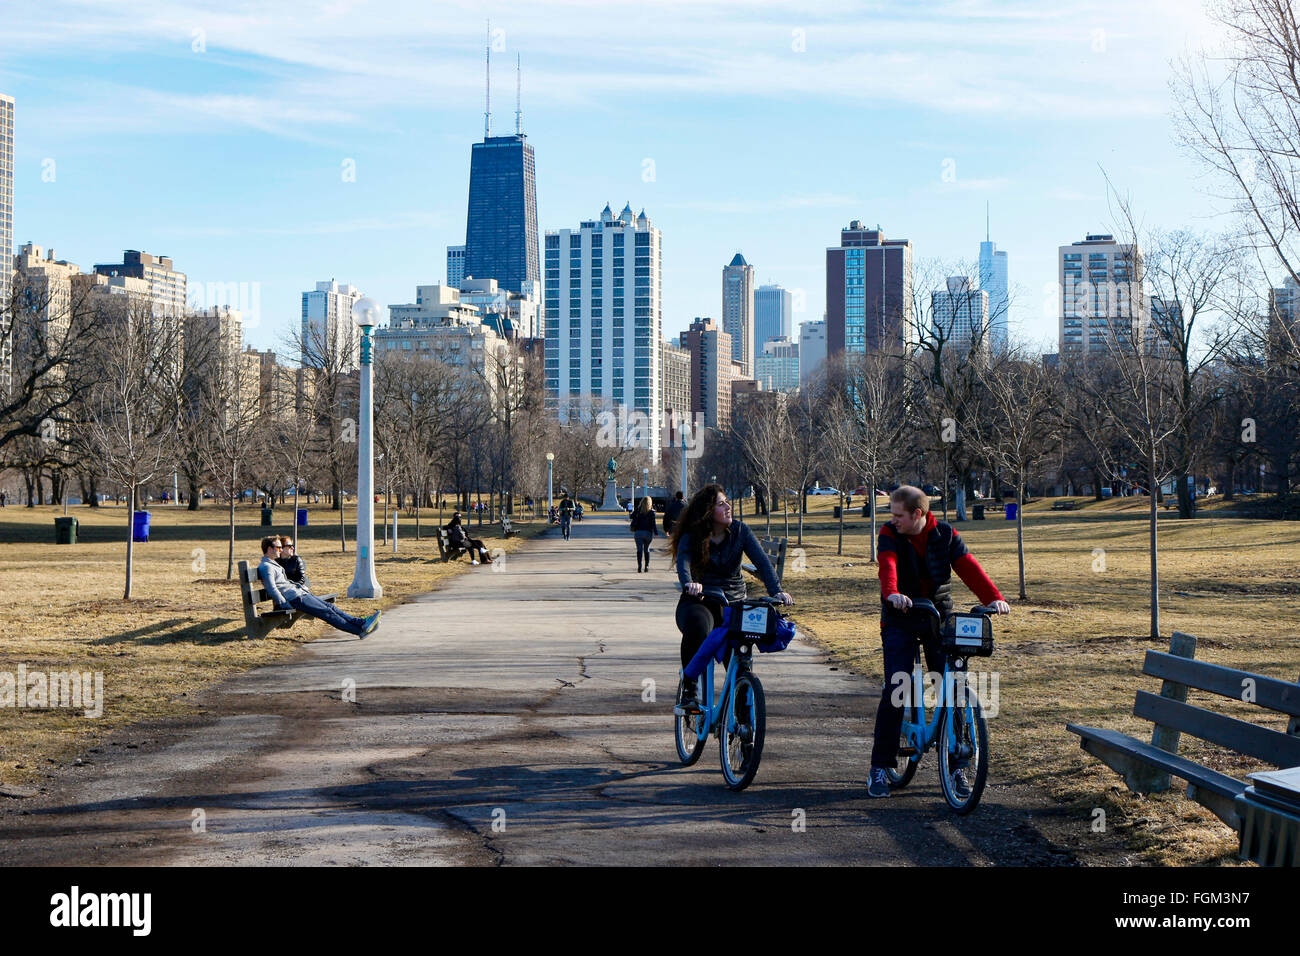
[{"left": 682, "top": 585, "right": 789, "bottom": 607}]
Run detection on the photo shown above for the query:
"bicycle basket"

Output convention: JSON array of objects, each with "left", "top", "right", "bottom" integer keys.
[
  {"left": 941, "top": 613, "right": 993, "bottom": 657},
  {"left": 727, "top": 603, "right": 797, "bottom": 653}
]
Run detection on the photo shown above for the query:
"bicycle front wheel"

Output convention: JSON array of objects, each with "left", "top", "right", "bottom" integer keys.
[
  {"left": 674, "top": 692, "right": 707, "bottom": 766},
  {"left": 720, "top": 671, "right": 766, "bottom": 791},
  {"left": 937, "top": 689, "right": 989, "bottom": 814}
]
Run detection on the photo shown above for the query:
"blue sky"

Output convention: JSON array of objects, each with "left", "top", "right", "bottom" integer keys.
[{"left": 0, "top": 0, "right": 1229, "bottom": 354}]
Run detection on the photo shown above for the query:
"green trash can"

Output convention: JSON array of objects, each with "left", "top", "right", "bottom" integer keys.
[
  {"left": 261, "top": 507, "right": 274, "bottom": 526},
  {"left": 54, "top": 516, "right": 78, "bottom": 544},
  {"left": 833, "top": 505, "right": 842, "bottom": 519},
  {"left": 973, "top": 504, "right": 986, "bottom": 520}
]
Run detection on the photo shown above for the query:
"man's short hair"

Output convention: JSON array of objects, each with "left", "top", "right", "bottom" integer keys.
[
  {"left": 890, "top": 485, "right": 930, "bottom": 515},
  {"left": 675, "top": 491, "right": 684, "bottom": 500},
  {"left": 261, "top": 535, "right": 281, "bottom": 554}
]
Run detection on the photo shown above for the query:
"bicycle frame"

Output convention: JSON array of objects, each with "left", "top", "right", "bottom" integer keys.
[
  {"left": 898, "top": 652, "right": 972, "bottom": 761},
  {"left": 692, "top": 644, "right": 748, "bottom": 740}
]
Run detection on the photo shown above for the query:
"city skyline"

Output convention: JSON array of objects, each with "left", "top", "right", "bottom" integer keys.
[{"left": 0, "top": 1, "right": 1232, "bottom": 357}]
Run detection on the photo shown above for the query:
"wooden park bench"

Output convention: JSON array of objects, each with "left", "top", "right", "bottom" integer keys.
[
  {"left": 1067, "top": 632, "right": 1300, "bottom": 861},
  {"left": 237, "top": 560, "right": 337, "bottom": 640},
  {"left": 436, "top": 527, "right": 471, "bottom": 562},
  {"left": 499, "top": 515, "right": 519, "bottom": 537},
  {"left": 742, "top": 536, "right": 788, "bottom": 586},
  {"left": 1052, "top": 499, "right": 1078, "bottom": 511}
]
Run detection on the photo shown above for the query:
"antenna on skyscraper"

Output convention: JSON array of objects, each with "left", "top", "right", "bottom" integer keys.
[
  {"left": 986, "top": 200, "right": 990, "bottom": 242},
  {"left": 484, "top": 19, "right": 492, "bottom": 138},
  {"left": 515, "top": 54, "right": 522, "bottom": 135}
]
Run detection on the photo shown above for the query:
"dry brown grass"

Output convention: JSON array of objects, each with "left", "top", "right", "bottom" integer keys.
[
  {"left": 769, "top": 494, "right": 1300, "bottom": 865},
  {"left": 0, "top": 500, "right": 544, "bottom": 789}
]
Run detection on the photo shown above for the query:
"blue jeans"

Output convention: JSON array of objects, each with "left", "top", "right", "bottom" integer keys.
[
  {"left": 870, "top": 616, "right": 947, "bottom": 769},
  {"left": 634, "top": 530, "right": 653, "bottom": 567},
  {"left": 289, "top": 593, "right": 366, "bottom": 636}
]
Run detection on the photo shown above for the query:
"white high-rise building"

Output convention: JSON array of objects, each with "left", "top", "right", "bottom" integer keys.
[
  {"left": 931, "top": 276, "right": 990, "bottom": 351},
  {"left": 302, "top": 280, "right": 364, "bottom": 371},
  {"left": 447, "top": 245, "right": 466, "bottom": 287},
  {"left": 799, "top": 319, "right": 827, "bottom": 384},
  {"left": 722, "top": 253, "right": 755, "bottom": 377},
  {"left": 1059, "top": 233, "right": 1146, "bottom": 359},
  {"left": 754, "top": 283, "right": 791, "bottom": 351},
  {"left": 0, "top": 94, "right": 12, "bottom": 395},
  {"left": 544, "top": 203, "right": 662, "bottom": 458},
  {"left": 756, "top": 336, "right": 800, "bottom": 393}
]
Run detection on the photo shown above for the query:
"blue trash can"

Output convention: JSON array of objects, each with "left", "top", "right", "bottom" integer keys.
[
  {"left": 1005, "top": 503, "right": 1018, "bottom": 521},
  {"left": 297, "top": 508, "right": 308, "bottom": 527},
  {"left": 132, "top": 510, "right": 151, "bottom": 542}
]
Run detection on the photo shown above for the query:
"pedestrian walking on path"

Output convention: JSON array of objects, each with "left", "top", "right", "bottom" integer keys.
[{"left": 630, "top": 496, "right": 658, "bottom": 572}]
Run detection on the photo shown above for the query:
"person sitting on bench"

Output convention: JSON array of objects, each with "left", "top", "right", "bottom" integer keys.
[
  {"left": 258, "top": 536, "right": 380, "bottom": 638},
  {"left": 444, "top": 513, "right": 490, "bottom": 565},
  {"left": 275, "top": 535, "right": 312, "bottom": 591}
]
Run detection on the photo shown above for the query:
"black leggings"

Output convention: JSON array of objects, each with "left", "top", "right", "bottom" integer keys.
[{"left": 675, "top": 594, "right": 724, "bottom": 668}]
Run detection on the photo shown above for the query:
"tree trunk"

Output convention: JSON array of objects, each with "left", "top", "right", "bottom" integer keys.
[
  {"left": 1149, "top": 457, "right": 1160, "bottom": 640},
  {"left": 1016, "top": 477, "right": 1027, "bottom": 601},
  {"left": 339, "top": 491, "right": 347, "bottom": 552},
  {"left": 836, "top": 493, "right": 844, "bottom": 556},
  {"left": 226, "top": 476, "right": 236, "bottom": 581},
  {"left": 124, "top": 482, "right": 136, "bottom": 599},
  {"left": 869, "top": 465, "right": 878, "bottom": 563},
  {"left": 797, "top": 484, "right": 805, "bottom": 545}
]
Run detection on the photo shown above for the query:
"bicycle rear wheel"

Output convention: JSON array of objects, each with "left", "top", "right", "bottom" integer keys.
[
  {"left": 938, "top": 687, "right": 988, "bottom": 814},
  {"left": 720, "top": 671, "right": 766, "bottom": 791},
  {"left": 674, "top": 680, "right": 706, "bottom": 765}
]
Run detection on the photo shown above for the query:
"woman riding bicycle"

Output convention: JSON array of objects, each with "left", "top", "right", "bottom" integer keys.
[{"left": 668, "top": 483, "right": 792, "bottom": 712}]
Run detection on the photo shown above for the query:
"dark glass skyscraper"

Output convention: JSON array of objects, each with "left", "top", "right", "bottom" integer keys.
[{"left": 464, "top": 134, "right": 539, "bottom": 294}]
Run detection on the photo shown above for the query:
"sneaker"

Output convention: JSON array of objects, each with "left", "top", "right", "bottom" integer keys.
[
  {"left": 360, "top": 611, "right": 381, "bottom": 637},
  {"left": 950, "top": 769, "right": 972, "bottom": 799},
  {"left": 673, "top": 678, "right": 701, "bottom": 716},
  {"left": 868, "top": 767, "right": 891, "bottom": 798},
  {"left": 471, "top": 559, "right": 480, "bottom": 566}
]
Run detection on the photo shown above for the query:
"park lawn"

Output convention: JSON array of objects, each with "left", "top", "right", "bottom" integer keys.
[
  {"left": 773, "top": 496, "right": 1300, "bottom": 866},
  {"left": 0, "top": 501, "right": 543, "bottom": 790}
]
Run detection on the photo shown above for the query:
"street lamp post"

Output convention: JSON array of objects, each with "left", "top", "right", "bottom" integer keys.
[
  {"left": 679, "top": 424, "right": 689, "bottom": 499},
  {"left": 347, "top": 298, "right": 383, "bottom": 599},
  {"left": 546, "top": 452, "right": 554, "bottom": 516}
]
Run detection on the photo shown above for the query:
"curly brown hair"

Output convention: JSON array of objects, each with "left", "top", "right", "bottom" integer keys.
[{"left": 667, "top": 483, "right": 726, "bottom": 568}]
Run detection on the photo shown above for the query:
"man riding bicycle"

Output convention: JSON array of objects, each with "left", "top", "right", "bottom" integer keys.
[
  {"left": 668, "top": 483, "right": 792, "bottom": 713},
  {"left": 868, "top": 485, "right": 1009, "bottom": 798}
]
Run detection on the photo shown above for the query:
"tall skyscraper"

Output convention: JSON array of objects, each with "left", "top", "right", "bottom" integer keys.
[
  {"left": 302, "top": 280, "right": 363, "bottom": 371},
  {"left": 447, "top": 245, "right": 466, "bottom": 287},
  {"left": 1059, "top": 233, "right": 1146, "bottom": 359},
  {"left": 754, "top": 284, "right": 792, "bottom": 349},
  {"left": 722, "top": 253, "right": 755, "bottom": 377},
  {"left": 799, "top": 319, "right": 827, "bottom": 384},
  {"left": 463, "top": 133, "right": 539, "bottom": 294},
  {"left": 544, "top": 204, "right": 662, "bottom": 457},
  {"left": 93, "top": 250, "right": 187, "bottom": 318},
  {"left": 826, "top": 221, "right": 914, "bottom": 356},
  {"left": 978, "top": 211, "right": 1009, "bottom": 351},
  {"left": 0, "top": 94, "right": 12, "bottom": 395},
  {"left": 931, "top": 276, "right": 990, "bottom": 351},
  {"left": 685, "top": 316, "right": 734, "bottom": 431}
]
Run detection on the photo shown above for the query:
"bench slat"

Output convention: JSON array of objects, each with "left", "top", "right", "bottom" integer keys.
[
  {"left": 1133, "top": 691, "right": 1300, "bottom": 767},
  {"left": 1067, "top": 724, "right": 1245, "bottom": 800},
  {"left": 1142, "top": 652, "right": 1300, "bottom": 718}
]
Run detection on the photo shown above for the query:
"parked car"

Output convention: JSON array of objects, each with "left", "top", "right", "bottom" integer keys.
[{"left": 808, "top": 486, "right": 839, "bottom": 496}]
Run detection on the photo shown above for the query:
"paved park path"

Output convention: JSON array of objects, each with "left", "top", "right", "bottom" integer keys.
[{"left": 0, "top": 515, "right": 1120, "bottom": 866}]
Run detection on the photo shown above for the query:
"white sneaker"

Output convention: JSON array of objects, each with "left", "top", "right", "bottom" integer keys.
[{"left": 471, "top": 559, "right": 480, "bottom": 565}]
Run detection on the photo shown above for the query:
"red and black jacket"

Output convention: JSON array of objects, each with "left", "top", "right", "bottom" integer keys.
[{"left": 878, "top": 512, "right": 1003, "bottom": 623}]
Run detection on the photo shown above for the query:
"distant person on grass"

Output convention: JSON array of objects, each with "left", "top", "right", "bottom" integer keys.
[
  {"left": 867, "top": 485, "right": 1008, "bottom": 799},
  {"left": 258, "top": 536, "right": 380, "bottom": 638}
]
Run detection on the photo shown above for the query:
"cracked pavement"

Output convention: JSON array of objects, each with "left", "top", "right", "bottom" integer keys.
[{"left": 0, "top": 514, "right": 1123, "bottom": 866}]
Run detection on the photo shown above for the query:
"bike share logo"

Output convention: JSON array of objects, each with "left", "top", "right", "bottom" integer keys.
[
  {"left": 890, "top": 670, "right": 1000, "bottom": 717},
  {"left": 595, "top": 407, "right": 707, "bottom": 456},
  {"left": 740, "top": 606, "right": 769, "bottom": 634}
]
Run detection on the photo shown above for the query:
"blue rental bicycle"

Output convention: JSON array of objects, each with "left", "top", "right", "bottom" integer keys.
[
  {"left": 673, "top": 589, "right": 793, "bottom": 791},
  {"left": 886, "top": 599, "right": 997, "bottom": 814}
]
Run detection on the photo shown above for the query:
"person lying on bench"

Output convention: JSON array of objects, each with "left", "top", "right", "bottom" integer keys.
[
  {"left": 275, "top": 535, "right": 311, "bottom": 591},
  {"left": 258, "top": 536, "right": 380, "bottom": 638},
  {"left": 444, "top": 513, "right": 490, "bottom": 565}
]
